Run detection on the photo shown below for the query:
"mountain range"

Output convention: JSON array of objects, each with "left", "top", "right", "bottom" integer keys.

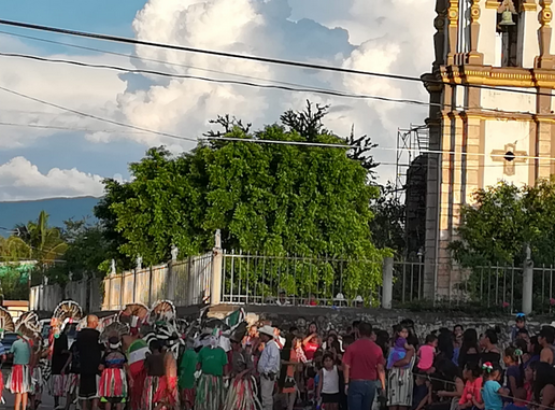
[{"left": 0, "top": 197, "right": 100, "bottom": 235}]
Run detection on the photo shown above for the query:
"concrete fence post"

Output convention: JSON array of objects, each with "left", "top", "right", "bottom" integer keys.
[
  {"left": 382, "top": 257, "right": 394, "bottom": 309},
  {"left": 211, "top": 230, "right": 223, "bottom": 306},
  {"left": 522, "top": 253, "right": 534, "bottom": 315}
]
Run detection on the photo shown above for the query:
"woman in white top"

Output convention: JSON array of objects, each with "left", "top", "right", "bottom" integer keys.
[{"left": 317, "top": 353, "right": 340, "bottom": 410}]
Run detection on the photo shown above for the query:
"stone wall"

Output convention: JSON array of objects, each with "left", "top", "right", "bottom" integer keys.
[{"left": 210, "top": 305, "right": 553, "bottom": 347}]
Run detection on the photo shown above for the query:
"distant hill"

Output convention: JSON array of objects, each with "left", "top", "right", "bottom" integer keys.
[{"left": 0, "top": 197, "right": 100, "bottom": 234}]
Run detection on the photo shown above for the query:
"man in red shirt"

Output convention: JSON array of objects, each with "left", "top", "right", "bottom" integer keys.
[{"left": 342, "top": 322, "right": 385, "bottom": 410}]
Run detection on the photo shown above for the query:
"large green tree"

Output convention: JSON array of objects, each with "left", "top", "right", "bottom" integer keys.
[
  {"left": 450, "top": 178, "right": 555, "bottom": 267},
  {"left": 97, "top": 104, "right": 387, "bottom": 299}
]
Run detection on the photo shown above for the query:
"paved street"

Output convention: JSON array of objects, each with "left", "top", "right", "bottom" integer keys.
[{"left": 0, "top": 369, "right": 58, "bottom": 410}]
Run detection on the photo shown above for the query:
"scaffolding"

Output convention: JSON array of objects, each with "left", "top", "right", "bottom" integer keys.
[{"left": 395, "top": 124, "right": 429, "bottom": 199}]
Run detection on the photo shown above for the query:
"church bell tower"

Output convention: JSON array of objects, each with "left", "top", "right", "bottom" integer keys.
[{"left": 422, "top": 0, "right": 555, "bottom": 298}]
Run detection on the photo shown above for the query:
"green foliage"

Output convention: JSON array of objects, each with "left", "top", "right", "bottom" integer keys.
[
  {"left": 370, "top": 183, "right": 406, "bottom": 255},
  {"left": 0, "top": 265, "right": 29, "bottom": 300},
  {"left": 451, "top": 179, "right": 555, "bottom": 267},
  {"left": 98, "top": 104, "right": 387, "bottom": 299}
]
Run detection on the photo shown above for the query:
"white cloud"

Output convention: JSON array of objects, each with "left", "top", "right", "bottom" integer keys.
[
  {"left": 0, "top": 157, "right": 105, "bottom": 201},
  {"left": 117, "top": 0, "right": 435, "bottom": 169},
  {"left": 0, "top": 0, "right": 437, "bottom": 189}
]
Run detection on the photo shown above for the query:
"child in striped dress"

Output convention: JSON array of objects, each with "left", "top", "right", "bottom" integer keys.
[{"left": 98, "top": 337, "right": 128, "bottom": 410}]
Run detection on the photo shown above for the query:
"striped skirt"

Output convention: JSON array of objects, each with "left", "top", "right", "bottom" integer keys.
[
  {"left": 66, "top": 374, "right": 80, "bottom": 395},
  {"left": 223, "top": 376, "right": 259, "bottom": 410},
  {"left": 196, "top": 374, "right": 226, "bottom": 410},
  {"left": 8, "top": 365, "right": 31, "bottom": 394},
  {"left": 50, "top": 374, "right": 67, "bottom": 397},
  {"left": 30, "top": 367, "right": 43, "bottom": 397},
  {"left": 98, "top": 368, "right": 127, "bottom": 398}
]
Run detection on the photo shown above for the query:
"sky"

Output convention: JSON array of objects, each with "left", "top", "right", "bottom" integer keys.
[{"left": 0, "top": 0, "right": 435, "bottom": 201}]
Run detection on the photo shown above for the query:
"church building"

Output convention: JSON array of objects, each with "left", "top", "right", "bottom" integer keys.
[{"left": 422, "top": 0, "right": 555, "bottom": 298}]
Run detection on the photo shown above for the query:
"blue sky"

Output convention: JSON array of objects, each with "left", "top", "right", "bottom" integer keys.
[
  {"left": 0, "top": 0, "right": 149, "bottom": 184},
  {"left": 0, "top": 0, "right": 433, "bottom": 201}
]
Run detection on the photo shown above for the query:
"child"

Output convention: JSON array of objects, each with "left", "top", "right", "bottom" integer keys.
[
  {"left": 317, "top": 353, "right": 340, "bottom": 410},
  {"left": 478, "top": 363, "right": 508, "bottom": 410},
  {"left": 387, "top": 325, "right": 414, "bottom": 369},
  {"left": 503, "top": 346, "right": 523, "bottom": 400},
  {"left": 503, "top": 388, "right": 528, "bottom": 410},
  {"left": 511, "top": 314, "right": 527, "bottom": 343},
  {"left": 98, "top": 336, "right": 128, "bottom": 410},
  {"left": 417, "top": 334, "right": 437, "bottom": 373},
  {"left": 459, "top": 363, "right": 483, "bottom": 409}
]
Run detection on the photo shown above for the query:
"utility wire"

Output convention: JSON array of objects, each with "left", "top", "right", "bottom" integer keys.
[
  {"left": 0, "top": 52, "right": 432, "bottom": 104},
  {"left": 2, "top": 19, "right": 555, "bottom": 100},
  {"left": 0, "top": 30, "right": 343, "bottom": 94},
  {"left": 0, "top": 52, "right": 550, "bottom": 118},
  {"left": 0, "top": 121, "right": 150, "bottom": 134},
  {"left": 0, "top": 85, "right": 197, "bottom": 143},
  {"left": 0, "top": 122, "right": 535, "bottom": 169}
]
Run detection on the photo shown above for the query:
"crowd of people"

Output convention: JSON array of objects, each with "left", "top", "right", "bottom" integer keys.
[{"left": 3, "top": 312, "right": 555, "bottom": 410}]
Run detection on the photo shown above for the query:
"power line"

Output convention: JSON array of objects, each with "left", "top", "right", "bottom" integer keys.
[
  {"left": 0, "top": 19, "right": 423, "bottom": 82},
  {"left": 0, "top": 85, "right": 197, "bottom": 143},
  {"left": 206, "top": 136, "right": 351, "bottom": 149},
  {"left": 0, "top": 52, "right": 549, "bottom": 118},
  {"left": 0, "top": 121, "right": 149, "bottom": 134},
  {"left": 0, "top": 120, "right": 542, "bottom": 167},
  {"left": 2, "top": 19, "right": 555, "bottom": 100},
  {"left": 0, "top": 52, "right": 433, "bottom": 104},
  {"left": 0, "top": 30, "right": 344, "bottom": 94}
]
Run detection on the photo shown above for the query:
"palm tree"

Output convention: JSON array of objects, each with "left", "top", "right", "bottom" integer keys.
[
  {"left": 27, "top": 211, "right": 68, "bottom": 264},
  {"left": 1, "top": 211, "right": 67, "bottom": 265},
  {"left": 0, "top": 235, "right": 32, "bottom": 262}
]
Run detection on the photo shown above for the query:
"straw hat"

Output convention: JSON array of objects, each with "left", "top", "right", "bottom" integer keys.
[{"left": 258, "top": 325, "right": 275, "bottom": 338}]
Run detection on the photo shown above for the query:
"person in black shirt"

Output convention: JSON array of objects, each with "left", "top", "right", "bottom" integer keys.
[
  {"left": 51, "top": 329, "right": 69, "bottom": 409},
  {"left": 62, "top": 341, "right": 80, "bottom": 410},
  {"left": 76, "top": 315, "right": 103, "bottom": 410}
]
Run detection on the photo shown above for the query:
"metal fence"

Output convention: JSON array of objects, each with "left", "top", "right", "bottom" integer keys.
[
  {"left": 219, "top": 253, "right": 555, "bottom": 312},
  {"left": 392, "top": 261, "right": 555, "bottom": 313},
  {"left": 101, "top": 253, "right": 213, "bottom": 310},
  {"left": 220, "top": 251, "right": 383, "bottom": 306}
]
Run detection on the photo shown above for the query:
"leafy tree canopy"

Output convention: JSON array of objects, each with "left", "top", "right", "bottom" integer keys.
[
  {"left": 97, "top": 103, "right": 387, "bottom": 269},
  {"left": 370, "top": 183, "right": 406, "bottom": 255},
  {"left": 450, "top": 178, "right": 555, "bottom": 267}
]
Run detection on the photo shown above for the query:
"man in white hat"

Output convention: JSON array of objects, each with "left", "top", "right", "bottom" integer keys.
[{"left": 257, "top": 325, "right": 280, "bottom": 410}]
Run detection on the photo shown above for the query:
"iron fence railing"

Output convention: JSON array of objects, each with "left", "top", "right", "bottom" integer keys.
[{"left": 221, "top": 251, "right": 384, "bottom": 306}]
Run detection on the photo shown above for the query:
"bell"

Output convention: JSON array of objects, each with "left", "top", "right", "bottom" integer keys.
[{"left": 499, "top": 10, "right": 516, "bottom": 26}]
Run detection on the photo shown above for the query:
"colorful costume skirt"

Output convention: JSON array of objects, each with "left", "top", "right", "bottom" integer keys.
[
  {"left": 142, "top": 376, "right": 173, "bottom": 410},
  {"left": 8, "top": 364, "right": 31, "bottom": 394},
  {"left": 30, "top": 367, "right": 43, "bottom": 397},
  {"left": 98, "top": 368, "right": 128, "bottom": 398},
  {"left": 223, "top": 376, "right": 259, "bottom": 410},
  {"left": 50, "top": 374, "right": 67, "bottom": 397},
  {"left": 196, "top": 374, "right": 226, "bottom": 410},
  {"left": 66, "top": 374, "right": 80, "bottom": 395},
  {"left": 128, "top": 362, "right": 146, "bottom": 410}
]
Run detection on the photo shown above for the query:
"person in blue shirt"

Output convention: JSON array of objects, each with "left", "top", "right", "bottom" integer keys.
[
  {"left": 511, "top": 314, "right": 528, "bottom": 343},
  {"left": 8, "top": 334, "right": 32, "bottom": 410},
  {"left": 257, "top": 326, "right": 281, "bottom": 410},
  {"left": 481, "top": 362, "right": 509, "bottom": 410}
]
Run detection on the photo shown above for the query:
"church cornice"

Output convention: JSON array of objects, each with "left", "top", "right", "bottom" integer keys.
[
  {"left": 441, "top": 109, "right": 555, "bottom": 122},
  {"left": 440, "top": 65, "right": 555, "bottom": 88}
]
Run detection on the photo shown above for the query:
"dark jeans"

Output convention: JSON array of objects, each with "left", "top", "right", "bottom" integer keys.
[{"left": 348, "top": 380, "right": 376, "bottom": 410}]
